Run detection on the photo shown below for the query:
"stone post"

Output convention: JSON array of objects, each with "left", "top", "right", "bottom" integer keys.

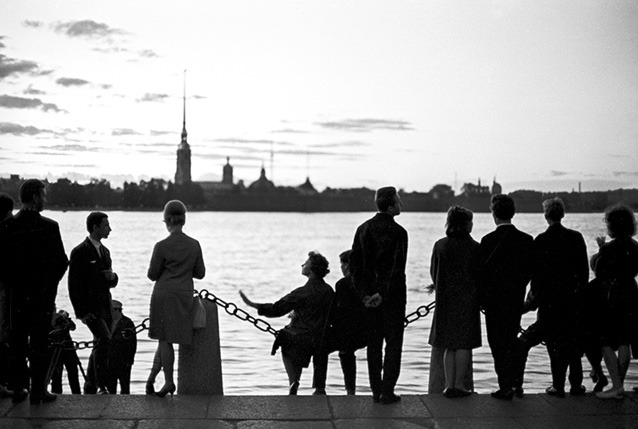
[{"left": 178, "top": 299, "right": 223, "bottom": 394}]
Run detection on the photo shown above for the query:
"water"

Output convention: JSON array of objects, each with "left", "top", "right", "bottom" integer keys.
[{"left": 47, "top": 210, "right": 634, "bottom": 395}]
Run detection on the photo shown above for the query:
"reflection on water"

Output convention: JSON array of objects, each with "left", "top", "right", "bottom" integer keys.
[{"left": 47, "top": 211, "right": 635, "bottom": 395}]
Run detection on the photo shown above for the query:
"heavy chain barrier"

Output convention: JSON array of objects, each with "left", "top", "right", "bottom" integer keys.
[
  {"left": 404, "top": 301, "right": 436, "bottom": 327},
  {"left": 49, "top": 289, "right": 442, "bottom": 352},
  {"left": 198, "top": 289, "right": 279, "bottom": 336}
]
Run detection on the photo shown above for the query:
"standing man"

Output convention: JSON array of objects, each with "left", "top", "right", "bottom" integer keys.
[
  {"left": 69, "top": 211, "right": 118, "bottom": 394},
  {"left": 479, "top": 194, "right": 533, "bottom": 400},
  {"left": 106, "top": 299, "right": 137, "bottom": 394},
  {"left": 516, "top": 197, "right": 589, "bottom": 397},
  {"left": 350, "top": 186, "right": 408, "bottom": 404},
  {"left": 0, "top": 179, "right": 68, "bottom": 404}
]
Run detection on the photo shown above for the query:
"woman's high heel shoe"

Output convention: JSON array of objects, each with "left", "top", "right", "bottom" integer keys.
[
  {"left": 156, "top": 383, "right": 176, "bottom": 398},
  {"left": 145, "top": 381, "right": 155, "bottom": 395}
]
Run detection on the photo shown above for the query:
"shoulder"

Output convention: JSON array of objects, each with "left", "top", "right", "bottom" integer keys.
[{"left": 71, "top": 239, "right": 91, "bottom": 255}]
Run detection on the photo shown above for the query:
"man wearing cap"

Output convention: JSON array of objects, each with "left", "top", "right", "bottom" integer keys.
[
  {"left": 68, "top": 211, "right": 118, "bottom": 394},
  {"left": 350, "top": 186, "right": 408, "bottom": 404},
  {"left": 106, "top": 299, "right": 137, "bottom": 394}
]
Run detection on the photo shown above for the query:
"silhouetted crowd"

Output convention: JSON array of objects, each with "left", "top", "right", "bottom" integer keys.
[{"left": 0, "top": 180, "right": 637, "bottom": 406}]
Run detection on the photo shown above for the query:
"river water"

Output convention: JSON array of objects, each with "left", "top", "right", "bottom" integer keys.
[{"left": 47, "top": 210, "right": 637, "bottom": 395}]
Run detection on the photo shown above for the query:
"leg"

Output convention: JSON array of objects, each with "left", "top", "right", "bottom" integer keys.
[
  {"left": 119, "top": 366, "right": 131, "bottom": 394},
  {"left": 601, "top": 346, "right": 623, "bottom": 391},
  {"left": 443, "top": 349, "right": 456, "bottom": 390},
  {"left": 547, "top": 340, "right": 569, "bottom": 392},
  {"left": 453, "top": 349, "right": 471, "bottom": 392},
  {"left": 365, "top": 309, "right": 384, "bottom": 400},
  {"left": 158, "top": 341, "right": 175, "bottom": 388},
  {"left": 339, "top": 350, "right": 357, "bottom": 394},
  {"left": 380, "top": 306, "right": 405, "bottom": 397},
  {"left": 85, "top": 317, "right": 111, "bottom": 392},
  {"left": 618, "top": 345, "right": 630, "bottom": 383},
  {"left": 312, "top": 351, "right": 328, "bottom": 394},
  {"left": 84, "top": 350, "right": 97, "bottom": 394},
  {"left": 428, "top": 347, "right": 445, "bottom": 394},
  {"left": 282, "top": 355, "right": 302, "bottom": 395},
  {"left": 515, "top": 321, "right": 545, "bottom": 391},
  {"left": 63, "top": 352, "right": 82, "bottom": 394},
  {"left": 146, "top": 346, "right": 162, "bottom": 394},
  {"left": 585, "top": 346, "right": 607, "bottom": 392}
]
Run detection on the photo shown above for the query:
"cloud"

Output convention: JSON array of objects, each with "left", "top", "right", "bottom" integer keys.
[
  {"left": 23, "top": 85, "right": 45, "bottom": 95},
  {"left": 139, "top": 49, "right": 158, "bottom": 58},
  {"left": 22, "top": 20, "right": 43, "bottom": 28},
  {"left": 56, "top": 77, "right": 90, "bottom": 87},
  {"left": 46, "top": 144, "right": 91, "bottom": 152},
  {"left": 613, "top": 171, "right": 638, "bottom": 177},
  {"left": 53, "top": 20, "right": 125, "bottom": 39},
  {"left": 150, "top": 130, "right": 175, "bottom": 136},
  {"left": 112, "top": 128, "right": 140, "bottom": 136},
  {"left": 0, "top": 122, "right": 52, "bottom": 135},
  {"left": 271, "top": 128, "right": 309, "bottom": 134},
  {"left": 0, "top": 54, "right": 40, "bottom": 79},
  {"left": 550, "top": 170, "right": 569, "bottom": 177},
  {"left": 0, "top": 94, "right": 63, "bottom": 112},
  {"left": 316, "top": 118, "right": 414, "bottom": 132},
  {"left": 213, "top": 137, "right": 294, "bottom": 146},
  {"left": 137, "top": 93, "right": 169, "bottom": 103},
  {"left": 313, "top": 140, "right": 370, "bottom": 148}
]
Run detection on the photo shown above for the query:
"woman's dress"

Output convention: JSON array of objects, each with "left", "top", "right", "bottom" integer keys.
[
  {"left": 590, "top": 237, "right": 638, "bottom": 350},
  {"left": 148, "top": 231, "right": 205, "bottom": 345},
  {"left": 428, "top": 234, "right": 482, "bottom": 350}
]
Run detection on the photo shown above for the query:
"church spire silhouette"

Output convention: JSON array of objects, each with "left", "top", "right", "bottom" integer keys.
[{"left": 175, "top": 70, "right": 191, "bottom": 185}]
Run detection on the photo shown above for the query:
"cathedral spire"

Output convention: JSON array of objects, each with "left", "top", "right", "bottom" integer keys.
[{"left": 181, "top": 69, "right": 188, "bottom": 144}]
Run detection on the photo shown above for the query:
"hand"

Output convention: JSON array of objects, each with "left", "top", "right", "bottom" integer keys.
[
  {"left": 426, "top": 284, "right": 435, "bottom": 294},
  {"left": 239, "top": 290, "right": 256, "bottom": 308},
  {"left": 102, "top": 269, "right": 116, "bottom": 281},
  {"left": 81, "top": 313, "right": 96, "bottom": 324},
  {"left": 595, "top": 235, "right": 606, "bottom": 248},
  {"left": 364, "top": 293, "right": 382, "bottom": 308}
]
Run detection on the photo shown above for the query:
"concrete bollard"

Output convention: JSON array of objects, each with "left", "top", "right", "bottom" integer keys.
[
  {"left": 178, "top": 299, "right": 224, "bottom": 394},
  {"left": 427, "top": 346, "right": 474, "bottom": 393}
]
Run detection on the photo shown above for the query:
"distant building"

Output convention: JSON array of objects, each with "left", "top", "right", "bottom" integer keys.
[
  {"left": 491, "top": 177, "right": 502, "bottom": 195},
  {"left": 175, "top": 83, "right": 191, "bottom": 185},
  {"left": 461, "top": 178, "right": 490, "bottom": 197},
  {"left": 199, "top": 157, "right": 238, "bottom": 194},
  {"left": 248, "top": 166, "right": 275, "bottom": 192},
  {"left": 297, "top": 177, "right": 318, "bottom": 195}
]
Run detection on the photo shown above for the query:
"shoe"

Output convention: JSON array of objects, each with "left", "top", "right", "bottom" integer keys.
[
  {"left": 145, "top": 381, "right": 155, "bottom": 395},
  {"left": 379, "top": 393, "right": 401, "bottom": 404},
  {"left": 570, "top": 385, "right": 586, "bottom": 396},
  {"left": 545, "top": 386, "right": 566, "bottom": 398},
  {"left": 11, "top": 388, "right": 28, "bottom": 404},
  {"left": 97, "top": 388, "right": 109, "bottom": 395},
  {"left": 29, "top": 391, "right": 57, "bottom": 405},
  {"left": 372, "top": 393, "right": 380, "bottom": 403},
  {"left": 454, "top": 388, "right": 473, "bottom": 397},
  {"left": 443, "top": 387, "right": 458, "bottom": 398},
  {"left": 596, "top": 387, "right": 624, "bottom": 399},
  {"left": 313, "top": 387, "right": 326, "bottom": 395},
  {"left": 491, "top": 388, "right": 514, "bottom": 400},
  {"left": 156, "top": 383, "right": 176, "bottom": 398},
  {"left": 514, "top": 387, "right": 524, "bottom": 398},
  {"left": 594, "top": 376, "right": 608, "bottom": 393},
  {"left": 288, "top": 381, "right": 299, "bottom": 396}
]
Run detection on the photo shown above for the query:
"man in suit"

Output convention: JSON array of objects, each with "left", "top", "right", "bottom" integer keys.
[
  {"left": 69, "top": 211, "right": 118, "bottom": 394},
  {"left": 0, "top": 179, "right": 68, "bottom": 404},
  {"left": 350, "top": 186, "right": 408, "bottom": 404},
  {"left": 516, "top": 197, "right": 589, "bottom": 397},
  {"left": 105, "top": 300, "right": 137, "bottom": 394},
  {"left": 479, "top": 194, "right": 533, "bottom": 400}
]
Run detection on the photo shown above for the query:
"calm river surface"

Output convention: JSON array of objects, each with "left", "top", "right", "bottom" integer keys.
[{"left": 47, "top": 210, "right": 636, "bottom": 395}]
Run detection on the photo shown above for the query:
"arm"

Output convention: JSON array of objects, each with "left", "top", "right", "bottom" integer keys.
[
  {"left": 147, "top": 243, "right": 164, "bottom": 281},
  {"left": 68, "top": 247, "right": 91, "bottom": 320},
  {"left": 193, "top": 241, "right": 206, "bottom": 280}
]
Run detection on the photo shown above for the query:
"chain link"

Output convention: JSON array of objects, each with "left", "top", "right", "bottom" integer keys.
[{"left": 404, "top": 301, "right": 436, "bottom": 327}]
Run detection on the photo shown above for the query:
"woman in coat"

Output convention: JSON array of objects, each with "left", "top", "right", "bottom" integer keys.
[
  {"left": 240, "top": 251, "right": 334, "bottom": 395},
  {"left": 146, "top": 200, "right": 205, "bottom": 397},
  {"left": 591, "top": 204, "right": 638, "bottom": 399},
  {"left": 429, "top": 206, "right": 482, "bottom": 398}
]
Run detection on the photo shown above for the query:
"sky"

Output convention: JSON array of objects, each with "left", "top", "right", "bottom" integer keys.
[{"left": 1, "top": 0, "right": 637, "bottom": 193}]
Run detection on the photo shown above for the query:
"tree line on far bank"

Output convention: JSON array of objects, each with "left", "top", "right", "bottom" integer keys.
[{"left": 0, "top": 176, "right": 636, "bottom": 212}]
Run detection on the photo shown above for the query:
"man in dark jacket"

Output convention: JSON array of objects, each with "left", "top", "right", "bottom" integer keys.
[
  {"left": 0, "top": 179, "right": 68, "bottom": 404},
  {"left": 517, "top": 197, "right": 589, "bottom": 397},
  {"left": 68, "top": 211, "right": 118, "bottom": 394},
  {"left": 350, "top": 186, "right": 408, "bottom": 404},
  {"left": 105, "top": 300, "right": 137, "bottom": 394},
  {"left": 479, "top": 194, "right": 533, "bottom": 400}
]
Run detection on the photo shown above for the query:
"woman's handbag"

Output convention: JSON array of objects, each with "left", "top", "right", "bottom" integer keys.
[{"left": 192, "top": 297, "right": 207, "bottom": 329}]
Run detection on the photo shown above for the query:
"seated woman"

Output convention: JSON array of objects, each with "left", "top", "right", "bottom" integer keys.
[
  {"left": 240, "top": 251, "right": 334, "bottom": 395},
  {"left": 591, "top": 204, "right": 638, "bottom": 399},
  {"left": 428, "top": 206, "right": 481, "bottom": 398}
]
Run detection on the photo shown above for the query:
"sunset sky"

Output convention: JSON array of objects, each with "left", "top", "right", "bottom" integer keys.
[{"left": 1, "top": 1, "right": 637, "bottom": 193}]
